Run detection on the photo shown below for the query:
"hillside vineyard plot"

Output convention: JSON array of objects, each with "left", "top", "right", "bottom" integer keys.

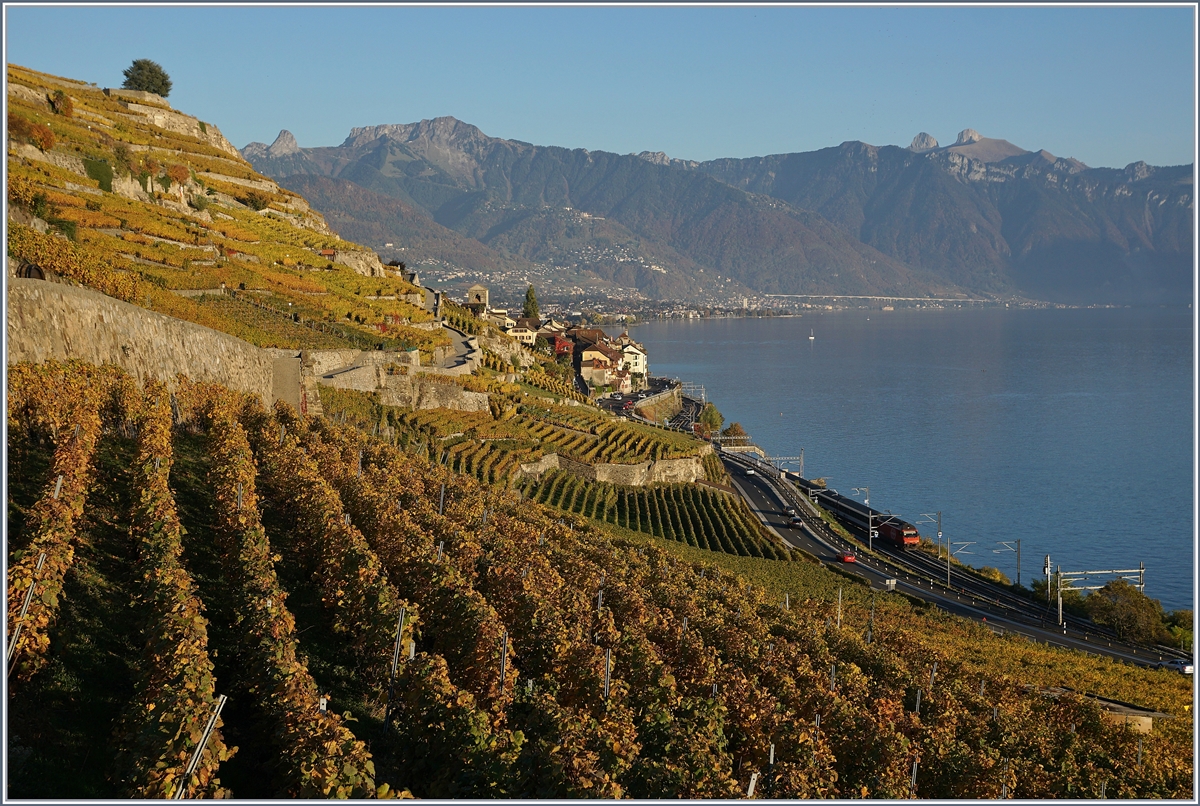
[
  {"left": 6, "top": 64, "right": 448, "bottom": 359},
  {"left": 6, "top": 361, "right": 1191, "bottom": 799}
]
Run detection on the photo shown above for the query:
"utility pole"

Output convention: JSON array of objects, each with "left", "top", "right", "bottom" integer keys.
[
  {"left": 1056, "top": 565, "right": 1063, "bottom": 629},
  {"left": 994, "top": 539, "right": 1021, "bottom": 587},
  {"left": 1044, "top": 555, "right": 1052, "bottom": 604},
  {"left": 852, "top": 487, "right": 872, "bottom": 552}
]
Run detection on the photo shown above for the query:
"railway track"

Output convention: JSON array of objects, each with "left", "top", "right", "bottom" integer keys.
[{"left": 720, "top": 449, "right": 1190, "bottom": 666}]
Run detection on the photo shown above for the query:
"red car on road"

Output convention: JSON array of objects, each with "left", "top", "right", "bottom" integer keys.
[{"left": 838, "top": 550, "right": 857, "bottom": 563}]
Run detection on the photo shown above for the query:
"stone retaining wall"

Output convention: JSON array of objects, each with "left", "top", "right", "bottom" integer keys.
[
  {"left": 7, "top": 278, "right": 283, "bottom": 404},
  {"left": 517, "top": 452, "right": 706, "bottom": 486}
]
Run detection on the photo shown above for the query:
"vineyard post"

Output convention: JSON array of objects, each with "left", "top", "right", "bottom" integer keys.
[
  {"left": 914, "top": 689, "right": 921, "bottom": 714},
  {"left": 768, "top": 743, "right": 775, "bottom": 766},
  {"left": 980, "top": 679, "right": 985, "bottom": 697},
  {"left": 712, "top": 682, "right": 718, "bottom": 697},
  {"left": 929, "top": 662, "right": 937, "bottom": 689},
  {"left": 746, "top": 772, "right": 758, "bottom": 797},
  {"left": 909, "top": 760, "right": 918, "bottom": 795},
  {"left": 439, "top": 484, "right": 445, "bottom": 515},
  {"left": 384, "top": 607, "right": 407, "bottom": 730},
  {"left": 6, "top": 552, "right": 47, "bottom": 670},
  {"left": 1100, "top": 780, "right": 1106, "bottom": 798},
  {"left": 408, "top": 640, "right": 415, "bottom": 661},
  {"left": 837, "top": 586, "right": 842, "bottom": 629},
  {"left": 994, "top": 706, "right": 999, "bottom": 723},
  {"left": 279, "top": 424, "right": 285, "bottom": 445},
  {"left": 1000, "top": 757, "right": 1010, "bottom": 798},
  {"left": 499, "top": 629, "right": 508, "bottom": 692},
  {"left": 236, "top": 482, "right": 243, "bottom": 511},
  {"left": 172, "top": 694, "right": 227, "bottom": 800},
  {"left": 436, "top": 541, "right": 444, "bottom": 562},
  {"left": 596, "top": 589, "right": 603, "bottom": 611},
  {"left": 603, "top": 648, "right": 611, "bottom": 699},
  {"left": 52, "top": 475, "right": 63, "bottom": 499},
  {"left": 814, "top": 713, "right": 821, "bottom": 740},
  {"left": 526, "top": 678, "right": 533, "bottom": 695},
  {"left": 829, "top": 663, "right": 836, "bottom": 692}
]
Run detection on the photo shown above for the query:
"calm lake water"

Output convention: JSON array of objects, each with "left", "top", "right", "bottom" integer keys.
[{"left": 623, "top": 308, "right": 1195, "bottom": 611}]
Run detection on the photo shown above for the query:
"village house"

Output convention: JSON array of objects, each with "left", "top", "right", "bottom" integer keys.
[
  {"left": 486, "top": 309, "right": 516, "bottom": 330},
  {"left": 579, "top": 341, "right": 624, "bottom": 371},
  {"left": 507, "top": 325, "right": 537, "bottom": 346},
  {"left": 538, "top": 318, "right": 569, "bottom": 336},
  {"left": 551, "top": 334, "right": 574, "bottom": 358},
  {"left": 621, "top": 342, "right": 647, "bottom": 377}
]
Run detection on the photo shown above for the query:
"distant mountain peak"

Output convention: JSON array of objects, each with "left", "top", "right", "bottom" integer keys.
[
  {"left": 955, "top": 128, "right": 984, "bottom": 145},
  {"left": 939, "top": 130, "right": 1029, "bottom": 163},
  {"left": 267, "top": 129, "right": 301, "bottom": 156},
  {"left": 634, "top": 151, "right": 699, "bottom": 170},
  {"left": 909, "top": 132, "right": 939, "bottom": 153},
  {"left": 341, "top": 116, "right": 491, "bottom": 150},
  {"left": 241, "top": 129, "right": 302, "bottom": 161}
]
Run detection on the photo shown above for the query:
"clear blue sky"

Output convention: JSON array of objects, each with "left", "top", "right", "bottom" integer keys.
[{"left": 5, "top": 5, "right": 1196, "bottom": 168}]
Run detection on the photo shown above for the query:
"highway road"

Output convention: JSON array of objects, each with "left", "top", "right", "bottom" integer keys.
[{"left": 719, "top": 453, "right": 1184, "bottom": 669}]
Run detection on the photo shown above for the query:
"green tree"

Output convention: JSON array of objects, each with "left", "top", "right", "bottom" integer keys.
[
  {"left": 1085, "top": 579, "right": 1169, "bottom": 644},
  {"left": 523, "top": 284, "right": 539, "bottom": 320},
  {"left": 697, "top": 403, "right": 723, "bottom": 435},
  {"left": 1165, "top": 609, "right": 1193, "bottom": 650},
  {"left": 121, "top": 59, "right": 172, "bottom": 97}
]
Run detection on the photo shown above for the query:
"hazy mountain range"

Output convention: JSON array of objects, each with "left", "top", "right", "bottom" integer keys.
[{"left": 243, "top": 122, "right": 1194, "bottom": 305}]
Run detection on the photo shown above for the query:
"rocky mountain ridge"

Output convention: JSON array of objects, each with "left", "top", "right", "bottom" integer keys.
[{"left": 243, "top": 119, "right": 1193, "bottom": 305}]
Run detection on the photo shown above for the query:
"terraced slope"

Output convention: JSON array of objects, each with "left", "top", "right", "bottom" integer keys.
[{"left": 6, "top": 63, "right": 449, "bottom": 358}]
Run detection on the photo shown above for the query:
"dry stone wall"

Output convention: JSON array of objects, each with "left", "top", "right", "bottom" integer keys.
[
  {"left": 7, "top": 278, "right": 280, "bottom": 404},
  {"left": 517, "top": 452, "right": 705, "bottom": 487}
]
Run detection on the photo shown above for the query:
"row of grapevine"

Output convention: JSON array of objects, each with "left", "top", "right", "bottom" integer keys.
[
  {"left": 193, "top": 389, "right": 400, "bottom": 798},
  {"left": 521, "top": 471, "right": 787, "bottom": 560},
  {"left": 109, "top": 381, "right": 233, "bottom": 798},
  {"left": 702, "top": 453, "right": 729, "bottom": 484},
  {"left": 521, "top": 368, "right": 590, "bottom": 404},
  {"left": 245, "top": 402, "right": 405, "bottom": 689},
  {"left": 5, "top": 362, "right": 126, "bottom": 680},
  {"left": 303, "top": 421, "right": 650, "bottom": 797}
]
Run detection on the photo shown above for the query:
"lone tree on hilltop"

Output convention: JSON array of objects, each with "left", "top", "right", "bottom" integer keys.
[
  {"left": 122, "top": 59, "right": 172, "bottom": 97},
  {"left": 523, "top": 284, "right": 540, "bottom": 320}
]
